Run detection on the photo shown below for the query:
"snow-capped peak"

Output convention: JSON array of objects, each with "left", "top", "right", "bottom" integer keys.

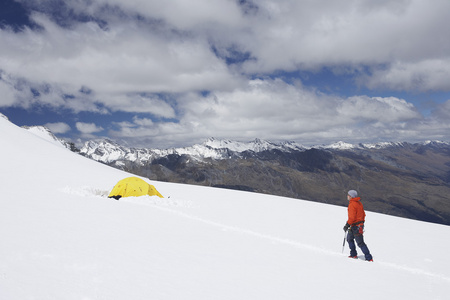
[
  {"left": 321, "top": 141, "right": 355, "bottom": 150},
  {"left": 203, "top": 137, "right": 281, "bottom": 153},
  {"left": 0, "top": 112, "right": 9, "bottom": 121},
  {"left": 79, "top": 137, "right": 309, "bottom": 165},
  {"left": 423, "top": 140, "right": 450, "bottom": 146},
  {"left": 320, "top": 141, "right": 413, "bottom": 150},
  {"left": 360, "top": 141, "right": 406, "bottom": 149},
  {"left": 22, "top": 125, "right": 70, "bottom": 149}
]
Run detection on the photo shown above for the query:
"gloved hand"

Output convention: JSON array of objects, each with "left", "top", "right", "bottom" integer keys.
[{"left": 343, "top": 223, "right": 350, "bottom": 232}]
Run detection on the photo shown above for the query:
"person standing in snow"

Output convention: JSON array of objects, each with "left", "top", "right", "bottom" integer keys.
[{"left": 343, "top": 190, "right": 373, "bottom": 261}]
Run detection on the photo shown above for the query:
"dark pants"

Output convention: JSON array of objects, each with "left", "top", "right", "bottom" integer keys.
[{"left": 347, "top": 226, "right": 373, "bottom": 260}]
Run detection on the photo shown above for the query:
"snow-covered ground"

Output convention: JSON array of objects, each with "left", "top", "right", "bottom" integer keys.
[{"left": 1, "top": 114, "right": 449, "bottom": 299}]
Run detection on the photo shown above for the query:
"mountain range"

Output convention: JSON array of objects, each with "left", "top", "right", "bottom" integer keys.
[
  {"left": 16, "top": 117, "right": 450, "bottom": 226},
  {"left": 2, "top": 110, "right": 450, "bottom": 299}
]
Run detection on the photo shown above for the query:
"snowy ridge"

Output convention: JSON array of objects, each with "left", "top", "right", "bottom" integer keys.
[
  {"left": 320, "top": 141, "right": 355, "bottom": 150},
  {"left": 80, "top": 137, "right": 307, "bottom": 164},
  {"left": 320, "top": 140, "right": 412, "bottom": 150},
  {"left": 22, "top": 125, "right": 70, "bottom": 149},
  {"left": 80, "top": 136, "right": 449, "bottom": 165},
  {"left": 203, "top": 137, "right": 305, "bottom": 153}
]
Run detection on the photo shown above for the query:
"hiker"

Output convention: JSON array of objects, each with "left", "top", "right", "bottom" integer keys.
[{"left": 343, "top": 190, "right": 373, "bottom": 261}]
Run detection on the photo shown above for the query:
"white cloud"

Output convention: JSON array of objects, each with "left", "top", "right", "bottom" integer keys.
[
  {"left": 108, "top": 80, "right": 426, "bottom": 147},
  {"left": 0, "top": 74, "right": 109, "bottom": 113},
  {"left": 241, "top": 0, "right": 450, "bottom": 70},
  {"left": 0, "top": 78, "right": 16, "bottom": 107},
  {"left": 98, "top": 0, "right": 245, "bottom": 29},
  {"left": 105, "top": 94, "right": 176, "bottom": 118},
  {"left": 76, "top": 122, "right": 104, "bottom": 134},
  {"left": 2, "top": 0, "right": 450, "bottom": 147},
  {"left": 433, "top": 99, "right": 450, "bottom": 120},
  {"left": 362, "top": 59, "right": 450, "bottom": 92},
  {"left": 0, "top": 12, "right": 239, "bottom": 94},
  {"left": 5, "top": 0, "right": 449, "bottom": 91},
  {"left": 45, "top": 122, "right": 71, "bottom": 134},
  {"left": 337, "top": 96, "right": 420, "bottom": 123},
  {"left": 3, "top": 0, "right": 450, "bottom": 97},
  {"left": 0, "top": 9, "right": 244, "bottom": 115}
]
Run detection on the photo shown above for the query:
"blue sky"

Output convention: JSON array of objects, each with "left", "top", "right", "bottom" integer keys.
[{"left": 1, "top": 0, "right": 450, "bottom": 148}]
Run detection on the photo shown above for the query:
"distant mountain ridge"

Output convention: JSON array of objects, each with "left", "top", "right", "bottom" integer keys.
[
  {"left": 78, "top": 137, "right": 447, "bottom": 166},
  {"left": 79, "top": 137, "right": 307, "bottom": 164},
  {"left": 12, "top": 113, "right": 450, "bottom": 226},
  {"left": 75, "top": 136, "right": 450, "bottom": 226}
]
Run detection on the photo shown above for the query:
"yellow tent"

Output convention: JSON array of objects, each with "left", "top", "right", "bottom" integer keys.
[{"left": 108, "top": 177, "right": 163, "bottom": 199}]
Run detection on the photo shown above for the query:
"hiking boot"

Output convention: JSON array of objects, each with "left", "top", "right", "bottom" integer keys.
[
  {"left": 366, "top": 259, "right": 373, "bottom": 262},
  {"left": 348, "top": 255, "right": 358, "bottom": 259}
]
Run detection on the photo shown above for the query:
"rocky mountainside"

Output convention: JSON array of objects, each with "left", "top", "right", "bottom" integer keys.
[
  {"left": 78, "top": 138, "right": 450, "bottom": 226},
  {"left": 10, "top": 111, "right": 449, "bottom": 226}
]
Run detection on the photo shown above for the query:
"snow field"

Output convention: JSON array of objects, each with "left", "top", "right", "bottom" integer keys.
[{"left": 1, "top": 114, "right": 450, "bottom": 299}]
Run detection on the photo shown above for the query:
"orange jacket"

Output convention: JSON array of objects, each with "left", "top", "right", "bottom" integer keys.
[{"left": 347, "top": 197, "right": 366, "bottom": 226}]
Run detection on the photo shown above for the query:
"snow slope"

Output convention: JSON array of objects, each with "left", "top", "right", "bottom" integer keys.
[{"left": 1, "top": 114, "right": 450, "bottom": 299}]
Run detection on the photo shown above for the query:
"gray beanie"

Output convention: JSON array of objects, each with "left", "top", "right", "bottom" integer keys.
[{"left": 348, "top": 190, "right": 358, "bottom": 198}]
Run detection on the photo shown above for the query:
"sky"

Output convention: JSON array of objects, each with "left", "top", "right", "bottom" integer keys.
[{"left": 1, "top": 0, "right": 450, "bottom": 149}]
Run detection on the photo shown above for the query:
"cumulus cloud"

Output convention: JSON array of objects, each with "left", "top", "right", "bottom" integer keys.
[
  {"left": 337, "top": 96, "right": 420, "bottom": 123},
  {"left": 76, "top": 122, "right": 104, "bottom": 134},
  {"left": 0, "top": 7, "right": 243, "bottom": 116},
  {"left": 0, "top": 77, "right": 16, "bottom": 107},
  {"left": 240, "top": 0, "right": 450, "bottom": 75},
  {"left": 105, "top": 94, "right": 176, "bottom": 118},
  {"left": 433, "top": 99, "right": 450, "bottom": 119},
  {"left": 45, "top": 122, "right": 71, "bottom": 134},
  {"left": 0, "top": 12, "right": 240, "bottom": 92},
  {"left": 98, "top": 0, "right": 246, "bottom": 29},
  {"left": 362, "top": 59, "right": 450, "bottom": 92},
  {"left": 1, "top": 0, "right": 450, "bottom": 147},
  {"left": 6, "top": 0, "right": 448, "bottom": 94},
  {"left": 108, "top": 80, "right": 425, "bottom": 147}
]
